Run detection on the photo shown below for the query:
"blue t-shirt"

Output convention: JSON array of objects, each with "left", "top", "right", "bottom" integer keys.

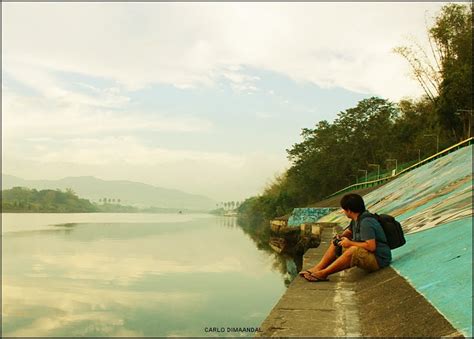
[{"left": 348, "top": 211, "right": 392, "bottom": 268}]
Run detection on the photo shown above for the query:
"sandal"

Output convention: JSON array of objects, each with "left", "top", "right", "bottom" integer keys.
[
  {"left": 298, "top": 270, "right": 312, "bottom": 277},
  {"left": 304, "top": 273, "right": 329, "bottom": 282}
]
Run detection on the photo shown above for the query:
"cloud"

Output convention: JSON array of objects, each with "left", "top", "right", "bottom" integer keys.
[
  {"left": 1, "top": 87, "right": 213, "bottom": 140},
  {"left": 11, "top": 136, "right": 242, "bottom": 166},
  {"left": 3, "top": 2, "right": 447, "bottom": 100},
  {"left": 2, "top": 135, "right": 290, "bottom": 200},
  {"left": 3, "top": 59, "right": 130, "bottom": 108},
  {"left": 1, "top": 2, "right": 448, "bottom": 200},
  {"left": 255, "top": 111, "right": 274, "bottom": 120},
  {"left": 220, "top": 66, "right": 261, "bottom": 93}
]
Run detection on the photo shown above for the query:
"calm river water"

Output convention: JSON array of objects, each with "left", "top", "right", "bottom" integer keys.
[{"left": 2, "top": 213, "right": 294, "bottom": 337}]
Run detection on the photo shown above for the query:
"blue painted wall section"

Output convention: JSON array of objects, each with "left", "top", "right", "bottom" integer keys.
[
  {"left": 317, "top": 144, "right": 473, "bottom": 336},
  {"left": 391, "top": 219, "right": 472, "bottom": 337},
  {"left": 287, "top": 207, "right": 337, "bottom": 227}
]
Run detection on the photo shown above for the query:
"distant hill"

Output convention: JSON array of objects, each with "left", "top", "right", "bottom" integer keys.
[
  {"left": 2, "top": 187, "right": 99, "bottom": 213},
  {"left": 1, "top": 174, "right": 216, "bottom": 211}
]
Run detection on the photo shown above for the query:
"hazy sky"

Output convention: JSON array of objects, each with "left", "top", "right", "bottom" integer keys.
[{"left": 2, "top": 2, "right": 447, "bottom": 201}]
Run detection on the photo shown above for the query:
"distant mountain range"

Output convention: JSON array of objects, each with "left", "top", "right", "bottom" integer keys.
[{"left": 1, "top": 174, "right": 216, "bottom": 211}]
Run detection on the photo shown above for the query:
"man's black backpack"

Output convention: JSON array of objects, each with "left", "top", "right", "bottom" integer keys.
[{"left": 360, "top": 213, "right": 406, "bottom": 249}]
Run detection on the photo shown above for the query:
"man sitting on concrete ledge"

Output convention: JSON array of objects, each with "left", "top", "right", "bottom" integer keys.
[{"left": 300, "top": 193, "right": 391, "bottom": 282}]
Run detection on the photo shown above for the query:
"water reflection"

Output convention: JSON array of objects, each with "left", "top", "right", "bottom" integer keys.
[
  {"left": 3, "top": 278, "right": 200, "bottom": 336},
  {"left": 215, "top": 216, "right": 239, "bottom": 229},
  {"left": 52, "top": 222, "right": 78, "bottom": 227},
  {"left": 2, "top": 213, "right": 288, "bottom": 337},
  {"left": 218, "top": 216, "right": 303, "bottom": 287}
]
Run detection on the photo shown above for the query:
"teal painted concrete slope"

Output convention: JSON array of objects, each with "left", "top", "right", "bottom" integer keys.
[
  {"left": 287, "top": 207, "right": 336, "bottom": 227},
  {"left": 318, "top": 144, "right": 472, "bottom": 234},
  {"left": 391, "top": 218, "right": 472, "bottom": 337},
  {"left": 316, "top": 144, "right": 473, "bottom": 335}
]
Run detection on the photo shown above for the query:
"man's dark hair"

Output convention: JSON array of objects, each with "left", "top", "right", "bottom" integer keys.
[{"left": 340, "top": 193, "right": 366, "bottom": 213}]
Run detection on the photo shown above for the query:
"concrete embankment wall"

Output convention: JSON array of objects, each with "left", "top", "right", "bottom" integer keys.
[
  {"left": 259, "top": 144, "right": 472, "bottom": 337},
  {"left": 257, "top": 227, "right": 463, "bottom": 337},
  {"left": 287, "top": 208, "right": 337, "bottom": 227}
]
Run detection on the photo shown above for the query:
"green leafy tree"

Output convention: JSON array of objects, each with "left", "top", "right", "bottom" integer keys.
[
  {"left": 2, "top": 188, "right": 98, "bottom": 213},
  {"left": 395, "top": 3, "right": 472, "bottom": 141},
  {"left": 432, "top": 4, "right": 473, "bottom": 140},
  {"left": 237, "top": 4, "right": 472, "bottom": 232},
  {"left": 286, "top": 97, "right": 399, "bottom": 202}
]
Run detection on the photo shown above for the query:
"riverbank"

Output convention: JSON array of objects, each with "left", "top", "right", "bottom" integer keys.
[
  {"left": 257, "top": 143, "right": 473, "bottom": 337},
  {"left": 257, "top": 226, "right": 464, "bottom": 337}
]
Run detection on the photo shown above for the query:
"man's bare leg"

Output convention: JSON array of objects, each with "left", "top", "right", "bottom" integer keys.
[
  {"left": 299, "top": 242, "right": 339, "bottom": 275},
  {"left": 306, "top": 246, "right": 356, "bottom": 281}
]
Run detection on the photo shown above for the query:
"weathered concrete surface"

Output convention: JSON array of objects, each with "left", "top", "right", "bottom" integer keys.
[
  {"left": 313, "top": 144, "right": 473, "bottom": 336},
  {"left": 355, "top": 264, "right": 463, "bottom": 337},
  {"left": 257, "top": 227, "right": 463, "bottom": 337},
  {"left": 309, "top": 186, "right": 385, "bottom": 208},
  {"left": 257, "top": 227, "right": 355, "bottom": 337},
  {"left": 391, "top": 218, "right": 472, "bottom": 336}
]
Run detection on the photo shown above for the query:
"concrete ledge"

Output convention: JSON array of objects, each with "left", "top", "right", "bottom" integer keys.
[
  {"left": 356, "top": 265, "right": 464, "bottom": 337},
  {"left": 257, "top": 228, "right": 463, "bottom": 337}
]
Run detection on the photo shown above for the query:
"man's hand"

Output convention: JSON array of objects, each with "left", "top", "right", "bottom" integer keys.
[
  {"left": 340, "top": 237, "right": 377, "bottom": 252},
  {"left": 339, "top": 237, "right": 352, "bottom": 248}
]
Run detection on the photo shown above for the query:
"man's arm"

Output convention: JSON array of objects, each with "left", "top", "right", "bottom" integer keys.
[
  {"left": 340, "top": 218, "right": 378, "bottom": 252},
  {"left": 341, "top": 228, "right": 353, "bottom": 239}
]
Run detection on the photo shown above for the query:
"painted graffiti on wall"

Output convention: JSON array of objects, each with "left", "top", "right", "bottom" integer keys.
[
  {"left": 318, "top": 145, "right": 473, "bottom": 235},
  {"left": 287, "top": 207, "right": 337, "bottom": 227}
]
